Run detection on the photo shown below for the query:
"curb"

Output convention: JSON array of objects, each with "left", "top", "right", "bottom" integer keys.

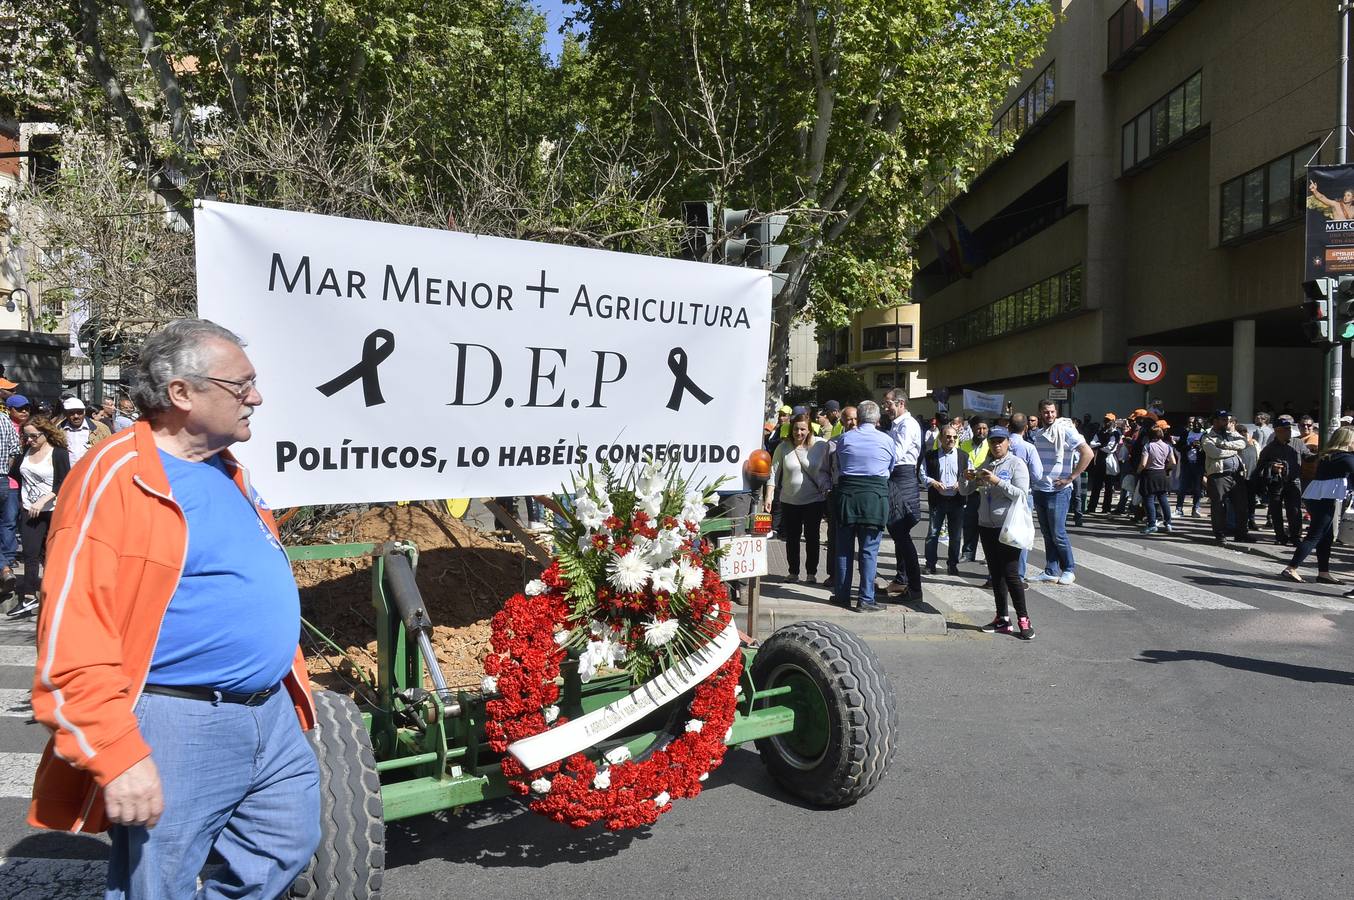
[{"left": 733, "top": 603, "right": 947, "bottom": 637}]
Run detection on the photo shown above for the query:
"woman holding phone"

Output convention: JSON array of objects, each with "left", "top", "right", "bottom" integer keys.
[{"left": 960, "top": 427, "right": 1034, "bottom": 640}]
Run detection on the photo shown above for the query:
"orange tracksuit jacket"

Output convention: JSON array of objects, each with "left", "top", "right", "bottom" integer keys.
[{"left": 27, "top": 421, "right": 315, "bottom": 833}]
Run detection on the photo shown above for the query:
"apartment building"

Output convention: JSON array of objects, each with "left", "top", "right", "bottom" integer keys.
[
  {"left": 913, "top": 0, "right": 1346, "bottom": 421},
  {"left": 818, "top": 303, "right": 930, "bottom": 412}
]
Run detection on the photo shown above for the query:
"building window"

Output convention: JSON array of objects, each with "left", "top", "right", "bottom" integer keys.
[
  {"left": 1122, "top": 71, "right": 1204, "bottom": 174},
  {"left": 990, "top": 62, "right": 1056, "bottom": 152},
  {"left": 861, "top": 324, "right": 914, "bottom": 352},
  {"left": 1108, "top": 0, "right": 1195, "bottom": 69},
  {"left": 921, "top": 264, "right": 1084, "bottom": 358},
  {"left": 1219, "top": 141, "right": 1321, "bottom": 246},
  {"left": 875, "top": 373, "right": 896, "bottom": 390}
]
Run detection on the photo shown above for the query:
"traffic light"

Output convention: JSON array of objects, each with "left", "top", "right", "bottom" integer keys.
[
  {"left": 1302, "top": 279, "right": 1334, "bottom": 343},
  {"left": 1337, "top": 275, "right": 1354, "bottom": 340},
  {"left": 680, "top": 201, "right": 714, "bottom": 261},
  {"left": 721, "top": 208, "right": 753, "bottom": 264}
]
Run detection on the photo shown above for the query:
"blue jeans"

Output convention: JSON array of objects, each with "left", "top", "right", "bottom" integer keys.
[
  {"left": 106, "top": 689, "right": 321, "bottom": 899},
  {"left": 834, "top": 523, "right": 884, "bottom": 606},
  {"left": 0, "top": 480, "right": 17, "bottom": 567},
  {"left": 1145, "top": 492, "right": 1172, "bottom": 529},
  {"left": 1033, "top": 486, "right": 1074, "bottom": 576}
]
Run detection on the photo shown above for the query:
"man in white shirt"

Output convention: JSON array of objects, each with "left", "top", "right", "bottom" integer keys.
[
  {"left": 1030, "top": 400, "right": 1092, "bottom": 585},
  {"left": 59, "top": 397, "right": 111, "bottom": 466},
  {"left": 883, "top": 389, "right": 923, "bottom": 600}
]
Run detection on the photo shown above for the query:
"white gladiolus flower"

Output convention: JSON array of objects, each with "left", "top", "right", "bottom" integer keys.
[
  {"left": 649, "top": 564, "right": 679, "bottom": 594},
  {"left": 604, "top": 745, "right": 632, "bottom": 765},
  {"left": 593, "top": 768, "right": 611, "bottom": 790},
  {"left": 590, "top": 619, "right": 609, "bottom": 637},
  {"left": 544, "top": 705, "right": 560, "bottom": 724},
  {"left": 578, "top": 635, "right": 625, "bottom": 684},
  {"left": 480, "top": 675, "right": 498, "bottom": 694},
  {"left": 525, "top": 579, "right": 547, "bottom": 596},
  {"left": 608, "top": 550, "right": 653, "bottom": 593},
  {"left": 654, "top": 528, "right": 684, "bottom": 558},
  {"left": 675, "top": 560, "right": 704, "bottom": 593},
  {"left": 685, "top": 718, "right": 704, "bottom": 733},
  {"left": 575, "top": 496, "right": 606, "bottom": 530},
  {"left": 643, "top": 617, "right": 680, "bottom": 647},
  {"left": 654, "top": 791, "right": 671, "bottom": 807},
  {"left": 577, "top": 534, "right": 593, "bottom": 554},
  {"left": 637, "top": 491, "right": 663, "bottom": 518},
  {"left": 680, "top": 490, "right": 709, "bottom": 524},
  {"left": 531, "top": 777, "right": 552, "bottom": 794},
  {"left": 637, "top": 463, "right": 666, "bottom": 497}
]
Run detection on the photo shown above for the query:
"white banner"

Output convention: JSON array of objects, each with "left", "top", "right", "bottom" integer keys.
[
  {"left": 961, "top": 389, "right": 1004, "bottom": 416},
  {"left": 194, "top": 202, "right": 773, "bottom": 507}
]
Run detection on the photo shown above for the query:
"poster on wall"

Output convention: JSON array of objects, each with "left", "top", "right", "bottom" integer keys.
[
  {"left": 1304, "top": 164, "right": 1354, "bottom": 280},
  {"left": 194, "top": 201, "right": 773, "bottom": 508}
]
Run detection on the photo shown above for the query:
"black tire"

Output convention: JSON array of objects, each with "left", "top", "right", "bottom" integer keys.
[
  {"left": 289, "top": 690, "right": 385, "bottom": 899},
  {"left": 751, "top": 620, "right": 897, "bottom": 807}
]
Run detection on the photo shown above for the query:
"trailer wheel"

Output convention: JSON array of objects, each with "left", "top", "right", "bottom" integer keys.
[
  {"left": 289, "top": 690, "right": 385, "bottom": 899},
  {"left": 751, "top": 620, "right": 896, "bottom": 807}
]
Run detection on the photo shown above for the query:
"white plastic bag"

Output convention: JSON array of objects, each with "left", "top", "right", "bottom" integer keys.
[
  {"left": 1104, "top": 452, "right": 1120, "bottom": 477},
  {"left": 999, "top": 492, "right": 1035, "bottom": 550}
]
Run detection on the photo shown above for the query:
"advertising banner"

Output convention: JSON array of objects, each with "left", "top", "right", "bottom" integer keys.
[
  {"left": 1305, "top": 164, "right": 1354, "bottom": 280},
  {"left": 961, "top": 389, "right": 1004, "bottom": 416},
  {"left": 194, "top": 202, "right": 773, "bottom": 508}
]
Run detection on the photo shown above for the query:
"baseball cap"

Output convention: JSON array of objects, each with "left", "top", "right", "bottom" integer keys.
[
  {"left": 791, "top": 405, "right": 808, "bottom": 416},
  {"left": 987, "top": 426, "right": 1010, "bottom": 441},
  {"left": 62, "top": 397, "right": 86, "bottom": 412},
  {"left": 1103, "top": 412, "right": 1117, "bottom": 421},
  {"left": 777, "top": 404, "right": 792, "bottom": 414},
  {"left": 0, "top": 378, "right": 16, "bottom": 390},
  {"left": 5, "top": 394, "right": 29, "bottom": 409},
  {"left": 1156, "top": 419, "right": 1170, "bottom": 430},
  {"left": 824, "top": 400, "right": 840, "bottom": 412},
  {"left": 1213, "top": 408, "right": 1230, "bottom": 419},
  {"left": 1276, "top": 415, "right": 1296, "bottom": 427},
  {"left": 1131, "top": 408, "right": 1147, "bottom": 417}
]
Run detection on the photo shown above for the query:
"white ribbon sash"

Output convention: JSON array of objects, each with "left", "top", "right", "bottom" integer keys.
[{"left": 507, "top": 621, "right": 741, "bottom": 772}]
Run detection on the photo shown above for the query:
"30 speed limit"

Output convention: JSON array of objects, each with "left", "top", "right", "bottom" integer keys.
[{"left": 1129, "top": 350, "right": 1166, "bottom": 385}]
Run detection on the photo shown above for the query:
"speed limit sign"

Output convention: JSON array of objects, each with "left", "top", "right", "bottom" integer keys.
[{"left": 1129, "top": 350, "right": 1166, "bottom": 385}]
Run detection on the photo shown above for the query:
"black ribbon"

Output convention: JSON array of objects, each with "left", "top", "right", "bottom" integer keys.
[
  {"left": 316, "top": 329, "right": 395, "bottom": 407},
  {"left": 665, "top": 347, "right": 714, "bottom": 411}
]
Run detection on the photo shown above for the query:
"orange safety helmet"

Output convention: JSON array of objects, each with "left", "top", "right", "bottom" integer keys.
[{"left": 744, "top": 448, "right": 773, "bottom": 484}]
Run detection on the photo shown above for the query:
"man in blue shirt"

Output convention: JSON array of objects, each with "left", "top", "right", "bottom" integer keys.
[{"left": 831, "top": 400, "right": 896, "bottom": 611}]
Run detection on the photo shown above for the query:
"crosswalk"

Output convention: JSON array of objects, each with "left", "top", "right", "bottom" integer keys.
[{"left": 872, "top": 511, "right": 1354, "bottom": 619}]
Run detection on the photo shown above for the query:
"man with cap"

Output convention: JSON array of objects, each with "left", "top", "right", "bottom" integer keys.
[
  {"left": 1254, "top": 415, "right": 1306, "bottom": 545},
  {"left": 60, "top": 397, "right": 112, "bottom": 467},
  {"left": 0, "top": 374, "right": 17, "bottom": 403},
  {"left": 1086, "top": 413, "right": 1122, "bottom": 514},
  {"left": 1201, "top": 409, "right": 1252, "bottom": 544},
  {"left": 764, "top": 405, "right": 792, "bottom": 455},
  {"left": 824, "top": 400, "right": 844, "bottom": 438}
]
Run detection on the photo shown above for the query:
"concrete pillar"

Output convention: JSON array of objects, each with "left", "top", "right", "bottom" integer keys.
[{"left": 1231, "top": 318, "right": 1255, "bottom": 420}]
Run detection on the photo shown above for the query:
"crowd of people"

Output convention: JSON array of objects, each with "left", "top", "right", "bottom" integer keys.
[
  {"left": 760, "top": 395, "right": 1354, "bottom": 638},
  {"left": 0, "top": 375, "right": 139, "bottom": 619}
]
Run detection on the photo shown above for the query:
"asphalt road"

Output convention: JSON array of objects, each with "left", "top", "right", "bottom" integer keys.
[{"left": 3, "top": 510, "right": 1353, "bottom": 898}]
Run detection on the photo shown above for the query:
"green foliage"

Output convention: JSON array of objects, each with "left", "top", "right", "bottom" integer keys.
[{"left": 812, "top": 366, "right": 871, "bottom": 407}]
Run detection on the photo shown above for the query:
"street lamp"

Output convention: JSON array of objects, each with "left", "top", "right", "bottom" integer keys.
[{"left": 2, "top": 287, "right": 25, "bottom": 314}]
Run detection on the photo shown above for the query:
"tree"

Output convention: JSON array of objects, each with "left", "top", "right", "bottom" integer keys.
[
  {"left": 571, "top": 0, "right": 1053, "bottom": 404},
  {"left": 811, "top": 366, "right": 869, "bottom": 407}
]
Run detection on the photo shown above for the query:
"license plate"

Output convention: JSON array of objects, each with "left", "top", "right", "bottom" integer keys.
[{"left": 717, "top": 535, "right": 768, "bottom": 581}]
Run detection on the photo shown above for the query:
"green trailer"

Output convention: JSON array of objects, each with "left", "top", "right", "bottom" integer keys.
[{"left": 285, "top": 518, "right": 897, "bottom": 897}]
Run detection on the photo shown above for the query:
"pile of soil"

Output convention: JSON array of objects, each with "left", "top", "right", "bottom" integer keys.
[{"left": 291, "top": 504, "right": 542, "bottom": 696}]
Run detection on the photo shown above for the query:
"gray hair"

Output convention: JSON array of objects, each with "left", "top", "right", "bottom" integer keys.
[
  {"left": 857, "top": 400, "right": 881, "bottom": 424},
  {"left": 129, "top": 318, "right": 245, "bottom": 418},
  {"left": 886, "top": 388, "right": 907, "bottom": 406}
]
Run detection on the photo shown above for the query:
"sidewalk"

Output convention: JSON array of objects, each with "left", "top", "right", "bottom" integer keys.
[{"left": 734, "top": 534, "right": 948, "bottom": 637}]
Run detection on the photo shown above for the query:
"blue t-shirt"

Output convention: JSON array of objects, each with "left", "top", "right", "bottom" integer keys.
[{"left": 148, "top": 450, "right": 300, "bottom": 693}]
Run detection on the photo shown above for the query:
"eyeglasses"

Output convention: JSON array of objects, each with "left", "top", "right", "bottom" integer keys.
[
  {"left": 197, "top": 375, "right": 258, "bottom": 401},
  {"left": 22, "top": 431, "right": 41, "bottom": 440}
]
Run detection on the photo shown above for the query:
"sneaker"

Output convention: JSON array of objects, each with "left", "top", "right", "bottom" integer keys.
[
  {"left": 947, "top": 565, "right": 961, "bottom": 576},
  {"left": 5, "top": 595, "right": 37, "bottom": 619},
  {"left": 924, "top": 565, "right": 937, "bottom": 575},
  {"left": 1031, "top": 573, "right": 1059, "bottom": 583},
  {"left": 883, "top": 581, "right": 910, "bottom": 595},
  {"left": 1017, "top": 617, "right": 1035, "bottom": 640},
  {"left": 856, "top": 602, "right": 884, "bottom": 613},
  {"left": 1057, "top": 571, "right": 1076, "bottom": 586},
  {"left": 980, "top": 616, "right": 1012, "bottom": 634},
  {"left": 1164, "top": 524, "right": 1173, "bottom": 533},
  {"left": 1141, "top": 526, "right": 1158, "bottom": 535}
]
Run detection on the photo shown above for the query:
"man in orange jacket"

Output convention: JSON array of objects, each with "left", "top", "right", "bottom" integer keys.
[{"left": 28, "top": 319, "right": 319, "bottom": 897}]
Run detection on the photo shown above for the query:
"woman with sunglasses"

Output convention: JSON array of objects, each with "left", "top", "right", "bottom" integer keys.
[{"left": 6, "top": 418, "right": 70, "bottom": 618}]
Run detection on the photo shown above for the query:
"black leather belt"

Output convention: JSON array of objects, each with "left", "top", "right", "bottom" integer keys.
[{"left": 142, "top": 683, "right": 281, "bottom": 706}]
